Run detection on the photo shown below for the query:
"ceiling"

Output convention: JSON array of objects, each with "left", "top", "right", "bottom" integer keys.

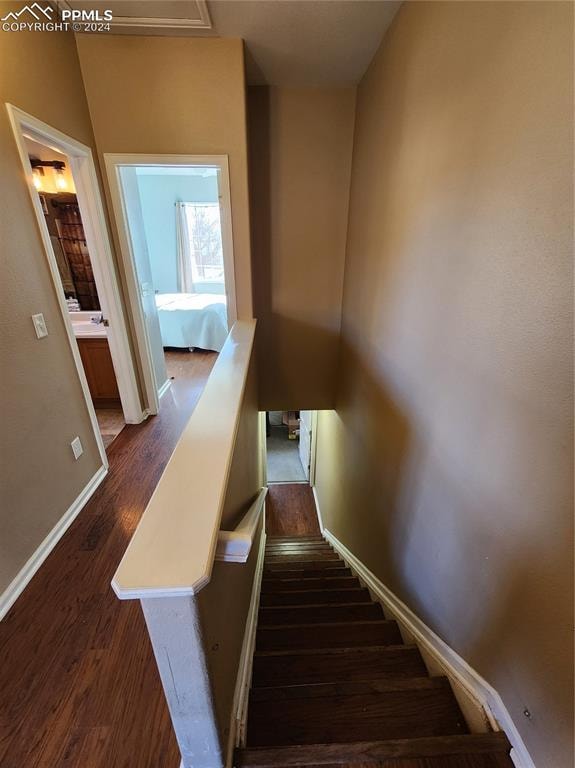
[
  {"left": 66, "top": 0, "right": 401, "bottom": 86},
  {"left": 209, "top": 1, "right": 402, "bottom": 86}
]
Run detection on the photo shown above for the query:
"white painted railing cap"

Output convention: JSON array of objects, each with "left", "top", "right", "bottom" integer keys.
[{"left": 112, "top": 320, "right": 256, "bottom": 600}]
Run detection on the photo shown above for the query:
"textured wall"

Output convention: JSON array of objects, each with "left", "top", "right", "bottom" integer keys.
[
  {"left": 76, "top": 34, "right": 253, "bottom": 320},
  {"left": 0, "top": 21, "right": 105, "bottom": 597},
  {"left": 248, "top": 87, "right": 356, "bottom": 409},
  {"left": 314, "top": 3, "right": 573, "bottom": 766}
]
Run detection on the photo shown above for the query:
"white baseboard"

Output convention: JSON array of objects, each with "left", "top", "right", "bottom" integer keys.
[
  {"left": 0, "top": 464, "right": 108, "bottom": 621},
  {"left": 321, "top": 526, "right": 536, "bottom": 768},
  {"left": 225, "top": 523, "right": 267, "bottom": 766},
  {"left": 311, "top": 484, "right": 324, "bottom": 532}
]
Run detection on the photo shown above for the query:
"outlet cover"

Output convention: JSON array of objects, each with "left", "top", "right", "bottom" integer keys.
[
  {"left": 32, "top": 313, "right": 48, "bottom": 339},
  {"left": 71, "top": 437, "right": 83, "bottom": 460}
]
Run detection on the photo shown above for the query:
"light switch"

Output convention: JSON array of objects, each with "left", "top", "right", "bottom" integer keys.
[
  {"left": 71, "top": 436, "right": 83, "bottom": 460},
  {"left": 32, "top": 313, "right": 48, "bottom": 339}
]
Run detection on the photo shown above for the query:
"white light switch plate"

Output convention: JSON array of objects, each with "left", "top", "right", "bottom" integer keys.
[
  {"left": 32, "top": 313, "right": 48, "bottom": 339},
  {"left": 71, "top": 437, "right": 83, "bottom": 460}
]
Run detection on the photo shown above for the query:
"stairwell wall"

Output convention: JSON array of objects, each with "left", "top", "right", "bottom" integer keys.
[{"left": 314, "top": 3, "right": 574, "bottom": 767}]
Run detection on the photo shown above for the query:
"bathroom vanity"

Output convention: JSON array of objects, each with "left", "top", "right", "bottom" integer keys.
[{"left": 70, "top": 313, "right": 121, "bottom": 407}]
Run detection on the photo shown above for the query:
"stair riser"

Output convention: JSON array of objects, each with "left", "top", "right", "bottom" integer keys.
[
  {"left": 256, "top": 622, "right": 402, "bottom": 651},
  {"left": 252, "top": 647, "right": 427, "bottom": 687},
  {"left": 264, "top": 561, "right": 346, "bottom": 572},
  {"left": 263, "top": 570, "right": 353, "bottom": 583},
  {"left": 265, "top": 553, "right": 340, "bottom": 564},
  {"left": 261, "top": 577, "right": 360, "bottom": 593},
  {"left": 259, "top": 603, "right": 383, "bottom": 626},
  {"left": 260, "top": 589, "right": 371, "bottom": 607}
]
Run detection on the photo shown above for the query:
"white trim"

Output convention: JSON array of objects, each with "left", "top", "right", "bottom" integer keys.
[
  {"left": 112, "top": 321, "right": 256, "bottom": 600},
  {"left": 322, "top": 526, "right": 536, "bottom": 768},
  {"left": 58, "top": 0, "right": 212, "bottom": 29},
  {"left": 259, "top": 412, "right": 268, "bottom": 488},
  {"left": 216, "top": 488, "right": 267, "bottom": 563},
  {"left": 6, "top": 104, "right": 144, "bottom": 427},
  {"left": 227, "top": 522, "right": 267, "bottom": 763},
  {"left": 308, "top": 410, "right": 319, "bottom": 486},
  {"left": 104, "top": 153, "right": 238, "bottom": 415},
  {"left": 311, "top": 485, "right": 325, "bottom": 532},
  {"left": 0, "top": 465, "right": 107, "bottom": 621}
]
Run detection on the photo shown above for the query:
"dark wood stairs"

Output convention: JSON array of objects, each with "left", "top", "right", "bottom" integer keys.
[{"left": 234, "top": 535, "right": 514, "bottom": 768}]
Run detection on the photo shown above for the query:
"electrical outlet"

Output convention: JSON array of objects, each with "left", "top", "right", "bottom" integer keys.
[
  {"left": 71, "top": 436, "right": 83, "bottom": 460},
  {"left": 32, "top": 313, "right": 48, "bottom": 339}
]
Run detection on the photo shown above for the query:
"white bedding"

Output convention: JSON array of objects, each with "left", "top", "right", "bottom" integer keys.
[{"left": 155, "top": 293, "right": 228, "bottom": 352}]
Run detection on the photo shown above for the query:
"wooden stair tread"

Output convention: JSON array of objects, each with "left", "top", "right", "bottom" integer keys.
[
  {"left": 259, "top": 603, "right": 383, "bottom": 626},
  {"left": 249, "top": 676, "right": 450, "bottom": 702},
  {"left": 252, "top": 645, "right": 427, "bottom": 686},
  {"left": 256, "top": 620, "right": 402, "bottom": 651},
  {"left": 264, "top": 565, "right": 352, "bottom": 578},
  {"left": 234, "top": 733, "right": 512, "bottom": 768},
  {"left": 246, "top": 684, "right": 468, "bottom": 746},
  {"left": 266, "top": 541, "right": 334, "bottom": 552},
  {"left": 260, "top": 588, "right": 371, "bottom": 607},
  {"left": 261, "top": 576, "right": 361, "bottom": 592},
  {"left": 265, "top": 553, "right": 341, "bottom": 563},
  {"left": 267, "top": 535, "right": 325, "bottom": 542}
]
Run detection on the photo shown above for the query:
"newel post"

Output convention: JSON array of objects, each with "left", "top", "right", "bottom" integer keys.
[{"left": 141, "top": 595, "right": 224, "bottom": 768}]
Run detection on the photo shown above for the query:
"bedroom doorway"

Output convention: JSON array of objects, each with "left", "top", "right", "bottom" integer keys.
[{"left": 105, "top": 155, "right": 237, "bottom": 415}]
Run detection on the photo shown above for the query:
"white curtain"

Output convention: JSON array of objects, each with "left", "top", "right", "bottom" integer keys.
[{"left": 175, "top": 202, "right": 195, "bottom": 294}]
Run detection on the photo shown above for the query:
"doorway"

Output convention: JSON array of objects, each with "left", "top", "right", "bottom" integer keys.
[
  {"left": 265, "top": 410, "right": 317, "bottom": 484},
  {"left": 7, "top": 105, "right": 142, "bottom": 464},
  {"left": 105, "top": 155, "right": 237, "bottom": 415}
]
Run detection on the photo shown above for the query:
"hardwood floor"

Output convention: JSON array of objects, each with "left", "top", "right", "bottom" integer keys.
[
  {"left": 0, "top": 349, "right": 217, "bottom": 768},
  {"left": 266, "top": 483, "right": 321, "bottom": 536}
]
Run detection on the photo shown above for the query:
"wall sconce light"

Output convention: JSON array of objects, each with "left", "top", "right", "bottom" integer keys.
[
  {"left": 30, "top": 158, "right": 68, "bottom": 192},
  {"left": 54, "top": 167, "right": 67, "bottom": 190},
  {"left": 32, "top": 165, "right": 44, "bottom": 191}
]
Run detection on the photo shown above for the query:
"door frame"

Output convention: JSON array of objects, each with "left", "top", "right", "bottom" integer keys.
[
  {"left": 104, "top": 153, "right": 238, "bottom": 415},
  {"left": 6, "top": 105, "right": 144, "bottom": 462}
]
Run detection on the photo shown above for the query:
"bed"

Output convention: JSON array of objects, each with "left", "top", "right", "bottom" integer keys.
[{"left": 154, "top": 293, "right": 228, "bottom": 352}]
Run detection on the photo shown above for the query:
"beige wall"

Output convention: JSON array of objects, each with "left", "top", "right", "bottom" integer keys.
[
  {"left": 198, "top": 516, "right": 263, "bottom": 745},
  {"left": 0, "top": 22, "right": 104, "bottom": 595},
  {"left": 75, "top": 34, "right": 253, "bottom": 320},
  {"left": 314, "top": 3, "right": 573, "bottom": 767},
  {"left": 248, "top": 87, "right": 355, "bottom": 409},
  {"left": 221, "top": 354, "right": 263, "bottom": 530}
]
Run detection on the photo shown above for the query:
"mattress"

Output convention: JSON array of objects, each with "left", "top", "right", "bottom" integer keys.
[{"left": 154, "top": 292, "right": 228, "bottom": 352}]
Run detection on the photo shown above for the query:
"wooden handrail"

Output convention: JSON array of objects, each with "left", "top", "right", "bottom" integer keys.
[
  {"left": 112, "top": 320, "right": 256, "bottom": 600},
  {"left": 216, "top": 487, "right": 267, "bottom": 563}
]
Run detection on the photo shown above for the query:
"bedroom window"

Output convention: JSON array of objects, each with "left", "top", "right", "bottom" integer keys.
[{"left": 183, "top": 203, "right": 224, "bottom": 286}]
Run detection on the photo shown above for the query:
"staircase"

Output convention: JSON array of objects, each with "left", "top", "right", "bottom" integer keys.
[{"left": 235, "top": 534, "right": 514, "bottom": 767}]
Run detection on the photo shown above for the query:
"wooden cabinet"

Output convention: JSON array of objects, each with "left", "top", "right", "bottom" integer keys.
[{"left": 77, "top": 337, "right": 121, "bottom": 407}]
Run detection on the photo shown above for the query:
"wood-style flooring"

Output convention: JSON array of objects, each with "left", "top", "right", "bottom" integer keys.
[
  {"left": 0, "top": 350, "right": 217, "bottom": 768},
  {"left": 266, "top": 483, "right": 321, "bottom": 537}
]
